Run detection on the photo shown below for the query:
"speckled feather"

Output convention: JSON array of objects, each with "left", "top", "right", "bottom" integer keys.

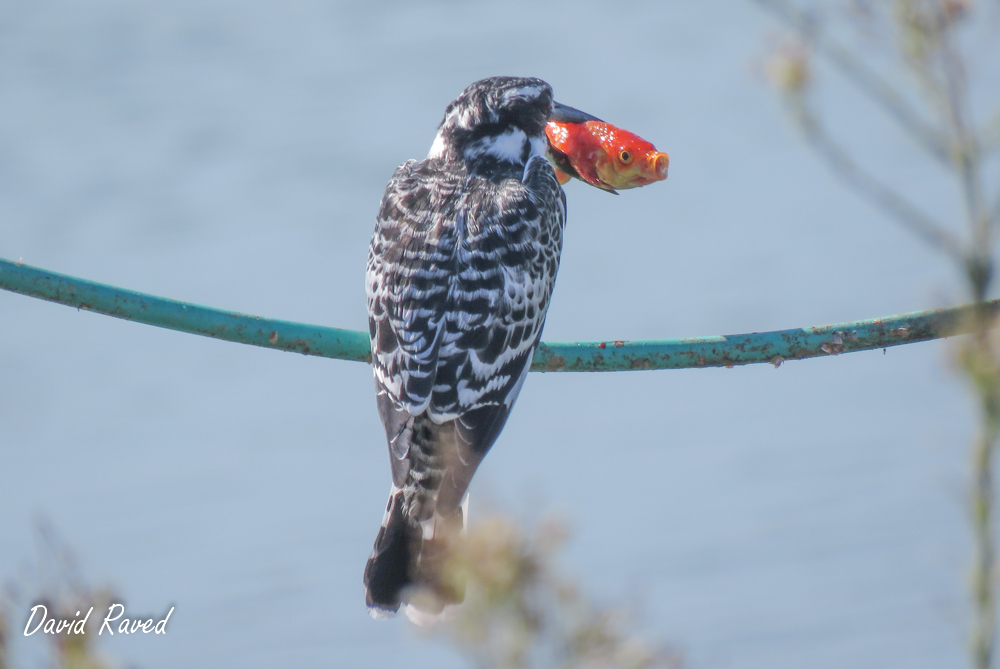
[{"left": 364, "top": 77, "right": 566, "bottom": 619}]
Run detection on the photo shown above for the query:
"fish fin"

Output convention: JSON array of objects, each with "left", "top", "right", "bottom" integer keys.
[
  {"left": 573, "top": 163, "right": 619, "bottom": 194},
  {"left": 545, "top": 147, "right": 579, "bottom": 181},
  {"left": 545, "top": 138, "right": 616, "bottom": 193}
]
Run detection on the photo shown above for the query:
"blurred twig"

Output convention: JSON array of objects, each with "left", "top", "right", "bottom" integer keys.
[
  {"left": 752, "top": 0, "right": 952, "bottom": 163},
  {"left": 0, "top": 606, "right": 8, "bottom": 669},
  {"left": 790, "top": 95, "right": 964, "bottom": 258},
  {"left": 3, "top": 521, "right": 118, "bottom": 669},
  {"left": 756, "top": 2, "right": 1000, "bottom": 667},
  {"left": 960, "top": 314, "right": 1000, "bottom": 669},
  {"left": 983, "top": 110, "right": 1000, "bottom": 155},
  {"left": 424, "top": 515, "right": 680, "bottom": 669}
]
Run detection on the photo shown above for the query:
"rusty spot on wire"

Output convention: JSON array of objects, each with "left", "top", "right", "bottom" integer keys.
[
  {"left": 629, "top": 357, "right": 653, "bottom": 370},
  {"left": 821, "top": 332, "right": 845, "bottom": 354},
  {"left": 545, "top": 355, "right": 566, "bottom": 372}
]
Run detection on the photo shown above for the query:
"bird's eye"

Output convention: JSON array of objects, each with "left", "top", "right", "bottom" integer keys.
[{"left": 619, "top": 150, "right": 632, "bottom": 164}]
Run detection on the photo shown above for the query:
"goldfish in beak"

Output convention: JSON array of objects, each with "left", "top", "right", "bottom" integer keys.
[{"left": 545, "top": 102, "right": 669, "bottom": 194}]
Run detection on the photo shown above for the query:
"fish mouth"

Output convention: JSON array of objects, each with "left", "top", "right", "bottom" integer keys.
[
  {"left": 653, "top": 152, "right": 669, "bottom": 180},
  {"left": 620, "top": 154, "right": 669, "bottom": 188}
]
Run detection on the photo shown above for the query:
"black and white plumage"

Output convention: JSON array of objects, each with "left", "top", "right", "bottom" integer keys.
[{"left": 363, "top": 76, "right": 569, "bottom": 621}]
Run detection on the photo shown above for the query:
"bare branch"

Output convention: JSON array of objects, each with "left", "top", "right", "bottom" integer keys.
[
  {"left": 933, "top": 16, "right": 991, "bottom": 293},
  {"left": 790, "top": 99, "right": 964, "bottom": 261},
  {"left": 752, "top": 0, "right": 952, "bottom": 165}
]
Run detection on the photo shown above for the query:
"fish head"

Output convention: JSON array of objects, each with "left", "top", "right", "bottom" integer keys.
[{"left": 592, "top": 124, "right": 669, "bottom": 190}]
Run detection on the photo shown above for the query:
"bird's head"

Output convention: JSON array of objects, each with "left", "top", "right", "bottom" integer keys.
[{"left": 428, "top": 76, "right": 554, "bottom": 172}]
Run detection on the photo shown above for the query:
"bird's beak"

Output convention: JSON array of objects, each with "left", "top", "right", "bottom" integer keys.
[{"left": 549, "top": 101, "right": 603, "bottom": 124}]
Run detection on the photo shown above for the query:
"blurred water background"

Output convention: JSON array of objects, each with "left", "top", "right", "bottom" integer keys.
[{"left": 0, "top": 1, "right": 988, "bottom": 667}]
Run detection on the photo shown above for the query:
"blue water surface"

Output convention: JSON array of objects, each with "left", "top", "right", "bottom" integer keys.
[{"left": 0, "top": 1, "right": 987, "bottom": 667}]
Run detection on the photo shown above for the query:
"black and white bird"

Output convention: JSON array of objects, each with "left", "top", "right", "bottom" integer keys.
[{"left": 364, "top": 76, "right": 596, "bottom": 621}]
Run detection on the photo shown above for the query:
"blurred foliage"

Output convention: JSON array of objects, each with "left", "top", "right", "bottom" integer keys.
[
  {"left": 763, "top": 37, "right": 813, "bottom": 95},
  {"left": 1, "top": 607, "right": 8, "bottom": 669},
  {"left": 0, "top": 521, "right": 117, "bottom": 669},
  {"left": 1, "top": 515, "right": 678, "bottom": 669},
  {"left": 418, "top": 515, "right": 679, "bottom": 669},
  {"left": 755, "top": 0, "right": 1000, "bottom": 667}
]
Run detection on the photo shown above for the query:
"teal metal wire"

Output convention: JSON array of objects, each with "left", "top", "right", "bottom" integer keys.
[{"left": 1, "top": 256, "right": 995, "bottom": 371}]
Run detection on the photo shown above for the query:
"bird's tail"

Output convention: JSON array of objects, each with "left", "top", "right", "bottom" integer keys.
[{"left": 364, "top": 486, "right": 467, "bottom": 624}]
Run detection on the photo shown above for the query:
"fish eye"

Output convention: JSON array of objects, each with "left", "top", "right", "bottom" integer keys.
[{"left": 619, "top": 150, "right": 632, "bottom": 164}]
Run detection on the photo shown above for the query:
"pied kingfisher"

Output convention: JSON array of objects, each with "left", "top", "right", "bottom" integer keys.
[{"left": 364, "top": 76, "right": 597, "bottom": 621}]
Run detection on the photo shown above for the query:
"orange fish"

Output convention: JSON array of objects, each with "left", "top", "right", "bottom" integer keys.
[{"left": 545, "top": 102, "right": 669, "bottom": 194}]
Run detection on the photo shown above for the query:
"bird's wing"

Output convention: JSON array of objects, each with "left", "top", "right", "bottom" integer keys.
[
  {"left": 367, "top": 159, "right": 464, "bottom": 417},
  {"left": 367, "top": 156, "right": 565, "bottom": 510},
  {"left": 432, "top": 155, "right": 566, "bottom": 512}
]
